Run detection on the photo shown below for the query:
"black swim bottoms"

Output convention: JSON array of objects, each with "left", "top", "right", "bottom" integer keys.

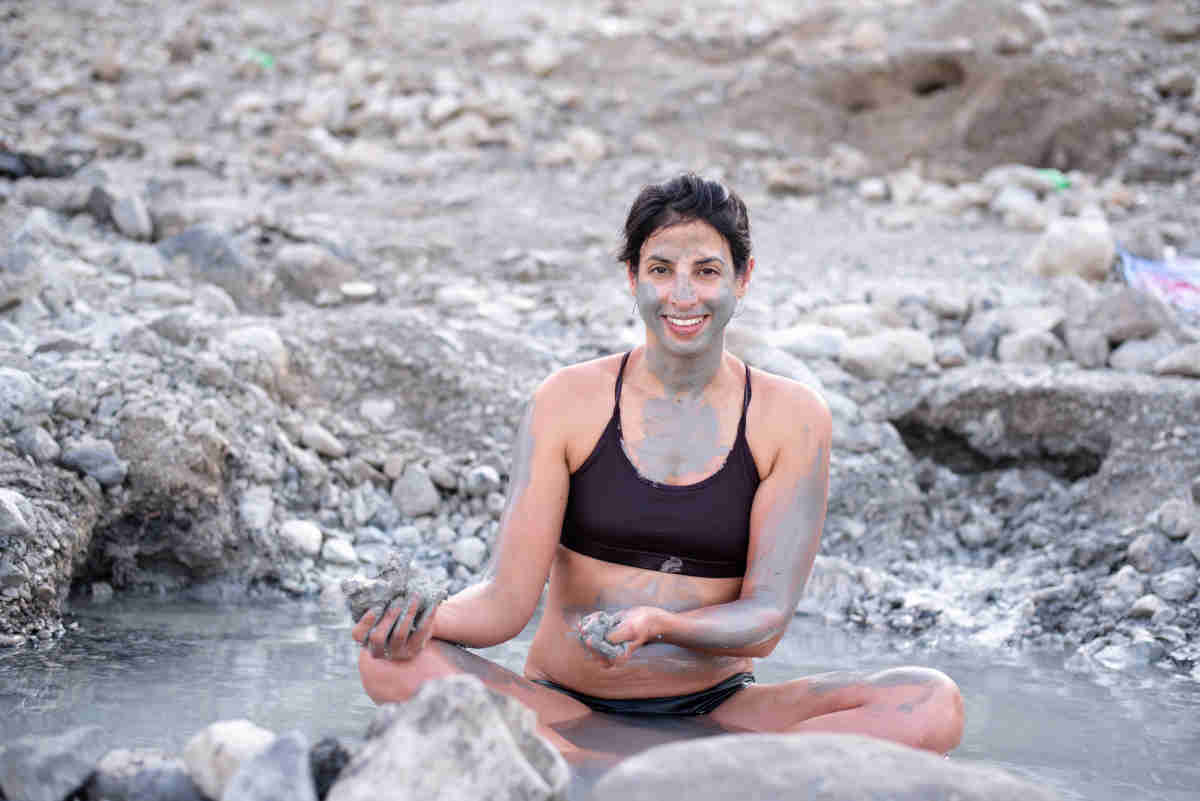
[{"left": 531, "top": 672, "right": 755, "bottom": 716}]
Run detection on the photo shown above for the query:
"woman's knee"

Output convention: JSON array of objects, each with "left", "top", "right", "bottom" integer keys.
[{"left": 915, "top": 669, "right": 965, "bottom": 754}]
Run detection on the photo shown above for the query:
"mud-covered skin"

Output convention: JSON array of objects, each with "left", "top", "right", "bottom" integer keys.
[{"left": 346, "top": 555, "right": 448, "bottom": 659}]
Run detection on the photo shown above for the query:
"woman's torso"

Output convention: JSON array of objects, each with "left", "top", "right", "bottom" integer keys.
[{"left": 524, "top": 350, "right": 767, "bottom": 698}]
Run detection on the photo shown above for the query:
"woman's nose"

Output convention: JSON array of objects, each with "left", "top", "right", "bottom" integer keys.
[{"left": 670, "top": 275, "right": 697, "bottom": 303}]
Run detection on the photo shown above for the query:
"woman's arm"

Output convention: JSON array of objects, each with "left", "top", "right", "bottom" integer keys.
[
  {"left": 593, "top": 381, "right": 831, "bottom": 662},
  {"left": 429, "top": 373, "right": 572, "bottom": 647}
]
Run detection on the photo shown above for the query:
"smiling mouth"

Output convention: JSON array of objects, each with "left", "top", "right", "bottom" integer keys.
[{"left": 662, "top": 314, "right": 709, "bottom": 335}]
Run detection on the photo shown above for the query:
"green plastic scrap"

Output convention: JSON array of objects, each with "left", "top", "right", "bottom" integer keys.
[
  {"left": 246, "top": 48, "right": 275, "bottom": 69},
  {"left": 1036, "top": 168, "right": 1071, "bottom": 191}
]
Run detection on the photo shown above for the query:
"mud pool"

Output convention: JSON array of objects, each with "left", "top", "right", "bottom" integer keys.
[{"left": 1, "top": 598, "right": 1197, "bottom": 801}]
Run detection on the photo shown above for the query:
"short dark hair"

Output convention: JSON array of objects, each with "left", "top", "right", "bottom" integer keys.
[{"left": 618, "top": 173, "right": 752, "bottom": 278}]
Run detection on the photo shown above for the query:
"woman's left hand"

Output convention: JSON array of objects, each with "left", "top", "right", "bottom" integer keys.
[{"left": 578, "top": 606, "right": 662, "bottom": 667}]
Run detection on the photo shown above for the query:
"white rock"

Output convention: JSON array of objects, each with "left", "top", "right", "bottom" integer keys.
[
  {"left": 279, "top": 520, "right": 323, "bottom": 558},
  {"left": 1153, "top": 343, "right": 1200, "bottom": 378},
  {"left": 990, "top": 185, "right": 1048, "bottom": 231},
  {"left": 393, "top": 464, "right": 441, "bottom": 518},
  {"left": 194, "top": 284, "right": 239, "bottom": 316},
  {"left": 522, "top": 37, "right": 562, "bottom": 76},
  {"left": 301, "top": 423, "right": 347, "bottom": 458},
  {"left": 1109, "top": 337, "right": 1177, "bottom": 372},
  {"left": 239, "top": 486, "right": 274, "bottom": 531},
  {"left": 426, "top": 95, "right": 463, "bottom": 126},
  {"left": 807, "top": 303, "right": 905, "bottom": 337},
  {"left": 452, "top": 536, "right": 488, "bottom": 570},
  {"left": 321, "top": 537, "right": 358, "bottom": 566},
  {"left": 847, "top": 20, "right": 888, "bottom": 51},
  {"left": 839, "top": 329, "right": 934, "bottom": 380},
  {"left": 111, "top": 193, "right": 153, "bottom": 241},
  {"left": 996, "top": 329, "right": 1067, "bottom": 364},
  {"left": 224, "top": 326, "right": 289, "bottom": 379},
  {"left": 181, "top": 720, "right": 276, "bottom": 801},
  {"left": 566, "top": 127, "right": 607, "bottom": 164},
  {"left": 1024, "top": 217, "right": 1116, "bottom": 282},
  {"left": 767, "top": 323, "right": 848, "bottom": 360}
]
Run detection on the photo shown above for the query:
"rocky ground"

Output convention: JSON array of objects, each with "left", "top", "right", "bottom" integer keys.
[{"left": 2, "top": 0, "right": 1200, "bottom": 700}]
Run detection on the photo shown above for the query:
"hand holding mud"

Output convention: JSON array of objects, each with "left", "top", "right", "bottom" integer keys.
[
  {"left": 576, "top": 607, "right": 661, "bottom": 666},
  {"left": 345, "top": 555, "right": 448, "bottom": 662}
]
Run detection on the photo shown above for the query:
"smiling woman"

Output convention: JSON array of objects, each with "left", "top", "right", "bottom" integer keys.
[{"left": 352, "top": 173, "right": 964, "bottom": 759}]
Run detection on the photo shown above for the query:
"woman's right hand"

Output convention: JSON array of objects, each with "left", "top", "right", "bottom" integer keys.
[{"left": 351, "top": 592, "right": 439, "bottom": 661}]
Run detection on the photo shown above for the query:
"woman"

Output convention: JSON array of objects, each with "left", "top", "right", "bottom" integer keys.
[{"left": 353, "top": 174, "right": 964, "bottom": 755}]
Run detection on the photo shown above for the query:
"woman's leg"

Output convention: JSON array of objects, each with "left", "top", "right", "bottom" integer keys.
[
  {"left": 708, "top": 666, "right": 965, "bottom": 754},
  {"left": 358, "top": 639, "right": 594, "bottom": 754}
]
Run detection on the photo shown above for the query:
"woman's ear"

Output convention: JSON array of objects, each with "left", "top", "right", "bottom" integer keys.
[
  {"left": 736, "top": 257, "right": 755, "bottom": 298},
  {"left": 626, "top": 260, "right": 638, "bottom": 294}
]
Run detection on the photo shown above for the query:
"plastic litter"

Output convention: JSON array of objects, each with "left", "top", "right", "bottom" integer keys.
[
  {"left": 246, "top": 48, "right": 275, "bottom": 70},
  {"left": 1117, "top": 247, "right": 1200, "bottom": 325},
  {"left": 1036, "top": 168, "right": 1071, "bottom": 191}
]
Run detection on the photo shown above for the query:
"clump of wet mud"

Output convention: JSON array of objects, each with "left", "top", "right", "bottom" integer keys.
[
  {"left": 341, "top": 554, "right": 448, "bottom": 627},
  {"left": 578, "top": 612, "right": 627, "bottom": 659}
]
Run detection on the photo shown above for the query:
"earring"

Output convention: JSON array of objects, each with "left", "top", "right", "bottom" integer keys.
[
  {"left": 733, "top": 298, "right": 744, "bottom": 319},
  {"left": 631, "top": 297, "right": 640, "bottom": 316}
]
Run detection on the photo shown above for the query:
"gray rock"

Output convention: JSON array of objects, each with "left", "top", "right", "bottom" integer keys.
[
  {"left": 452, "top": 536, "right": 488, "bottom": 570},
  {"left": 159, "top": 226, "right": 267, "bottom": 313},
  {"left": 112, "top": 192, "right": 154, "bottom": 240},
  {"left": 0, "top": 367, "right": 51, "bottom": 434},
  {"left": 276, "top": 243, "right": 357, "bottom": 305},
  {"left": 934, "top": 337, "right": 968, "bottom": 367},
  {"left": 1128, "top": 594, "right": 1166, "bottom": 619},
  {"left": 309, "top": 737, "right": 354, "bottom": 801},
  {"left": 1154, "top": 498, "right": 1198, "bottom": 541},
  {"left": 326, "top": 675, "right": 568, "bottom": 801},
  {"left": 996, "top": 329, "right": 1067, "bottom": 364},
  {"left": 0, "top": 241, "right": 42, "bottom": 310},
  {"left": 1090, "top": 288, "right": 1166, "bottom": 344},
  {"left": 1154, "top": 343, "right": 1200, "bottom": 378},
  {"left": 1127, "top": 532, "right": 1171, "bottom": 574},
  {"left": 181, "top": 720, "right": 276, "bottom": 801},
  {"left": 394, "top": 464, "right": 441, "bottom": 517},
  {"left": 766, "top": 158, "right": 827, "bottom": 195},
  {"left": 592, "top": 733, "right": 1061, "bottom": 801},
  {"left": 991, "top": 184, "right": 1047, "bottom": 231},
  {"left": 0, "top": 725, "right": 108, "bottom": 801},
  {"left": 464, "top": 465, "right": 502, "bottom": 497},
  {"left": 1092, "top": 631, "right": 1165, "bottom": 670},
  {"left": 840, "top": 330, "right": 934, "bottom": 380},
  {"left": 13, "top": 425, "right": 60, "bottom": 464},
  {"left": 1184, "top": 532, "right": 1200, "bottom": 564},
  {"left": 221, "top": 730, "right": 316, "bottom": 801},
  {"left": 59, "top": 437, "right": 128, "bottom": 487},
  {"left": 1063, "top": 326, "right": 1109, "bottom": 368},
  {"left": 117, "top": 243, "right": 168, "bottom": 279},
  {"left": 1150, "top": 566, "right": 1197, "bottom": 603},
  {"left": 301, "top": 423, "right": 347, "bottom": 458},
  {"left": 87, "top": 748, "right": 206, "bottom": 801}
]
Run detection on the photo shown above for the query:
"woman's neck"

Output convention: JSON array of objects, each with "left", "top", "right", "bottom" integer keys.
[{"left": 641, "top": 342, "right": 725, "bottom": 399}]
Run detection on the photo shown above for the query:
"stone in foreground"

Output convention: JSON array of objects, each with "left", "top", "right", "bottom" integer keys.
[
  {"left": 327, "top": 674, "right": 568, "bottom": 801},
  {"left": 592, "top": 733, "right": 1063, "bottom": 801},
  {"left": 0, "top": 725, "right": 107, "bottom": 801}
]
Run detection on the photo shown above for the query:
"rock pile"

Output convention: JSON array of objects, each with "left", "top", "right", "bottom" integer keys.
[{"left": 1, "top": 0, "right": 1198, "bottom": 684}]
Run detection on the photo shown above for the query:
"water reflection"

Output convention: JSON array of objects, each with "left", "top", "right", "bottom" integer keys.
[{"left": 1, "top": 599, "right": 1197, "bottom": 801}]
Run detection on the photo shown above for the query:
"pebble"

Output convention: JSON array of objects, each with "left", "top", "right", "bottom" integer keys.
[
  {"left": 996, "top": 329, "right": 1067, "bottom": 364},
  {"left": 0, "top": 488, "right": 33, "bottom": 539},
  {"left": 1150, "top": 566, "right": 1197, "bottom": 603},
  {"left": 14, "top": 426, "right": 61, "bottom": 464},
  {"left": 522, "top": 37, "right": 563, "bottom": 77},
  {"left": 452, "top": 536, "right": 488, "bottom": 570},
  {"left": 1154, "top": 498, "right": 1198, "bottom": 540},
  {"left": 321, "top": 538, "right": 358, "bottom": 566},
  {"left": 279, "top": 520, "right": 323, "bottom": 558},
  {"left": 0, "top": 368, "right": 51, "bottom": 434},
  {"left": 464, "top": 465, "right": 502, "bottom": 497},
  {"left": 302, "top": 423, "right": 348, "bottom": 458},
  {"left": 239, "top": 486, "right": 274, "bottom": 531},
  {"left": 111, "top": 193, "right": 154, "bottom": 241},
  {"left": 59, "top": 437, "right": 127, "bottom": 487},
  {"left": 393, "top": 464, "right": 441, "bottom": 518},
  {"left": 1024, "top": 217, "right": 1116, "bottom": 282}
]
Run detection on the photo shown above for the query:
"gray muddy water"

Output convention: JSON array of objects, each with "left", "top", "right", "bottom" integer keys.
[{"left": 1, "top": 597, "right": 1197, "bottom": 801}]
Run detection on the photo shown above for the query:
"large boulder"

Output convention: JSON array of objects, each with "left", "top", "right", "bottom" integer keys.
[
  {"left": 0, "top": 726, "right": 108, "bottom": 801},
  {"left": 592, "top": 733, "right": 1062, "bottom": 801},
  {"left": 890, "top": 364, "right": 1200, "bottom": 524},
  {"left": 326, "top": 675, "right": 568, "bottom": 801},
  {"left": 0, "top": 448, "right": 99, "bottom": 641}
]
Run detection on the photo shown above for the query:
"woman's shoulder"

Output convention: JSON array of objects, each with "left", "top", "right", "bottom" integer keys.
[
  {"left": 532, "top": 352, "right": 626, "bottom": 409},
  {"left": 746, "top": 364, "right": 830, "bottom": 424}
]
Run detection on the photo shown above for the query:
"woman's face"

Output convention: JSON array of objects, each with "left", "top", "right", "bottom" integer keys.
[{"left": 628, "top": 219, "right": 752, "bottom": 358}]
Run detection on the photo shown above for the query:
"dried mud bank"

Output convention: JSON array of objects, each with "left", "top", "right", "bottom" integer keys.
[{"left": 1, "top": 0, "right": 1199, "bottom": 694}]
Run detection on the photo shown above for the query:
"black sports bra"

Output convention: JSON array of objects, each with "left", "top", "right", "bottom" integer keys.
[{"left": 559, "top": 352, "right": 760, "bottom": 578}]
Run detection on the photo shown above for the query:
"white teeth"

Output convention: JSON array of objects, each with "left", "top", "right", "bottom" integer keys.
[{"left": 667, "top": 316, "right": 703, "bottom": 327}]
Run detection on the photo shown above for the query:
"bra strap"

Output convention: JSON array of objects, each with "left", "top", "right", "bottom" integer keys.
[
  {"left": 614, "top": 351, "right": 632, "bottom": 410},
  {"left": 737, "top": 363, "right": 752, "bottom": 438}
]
